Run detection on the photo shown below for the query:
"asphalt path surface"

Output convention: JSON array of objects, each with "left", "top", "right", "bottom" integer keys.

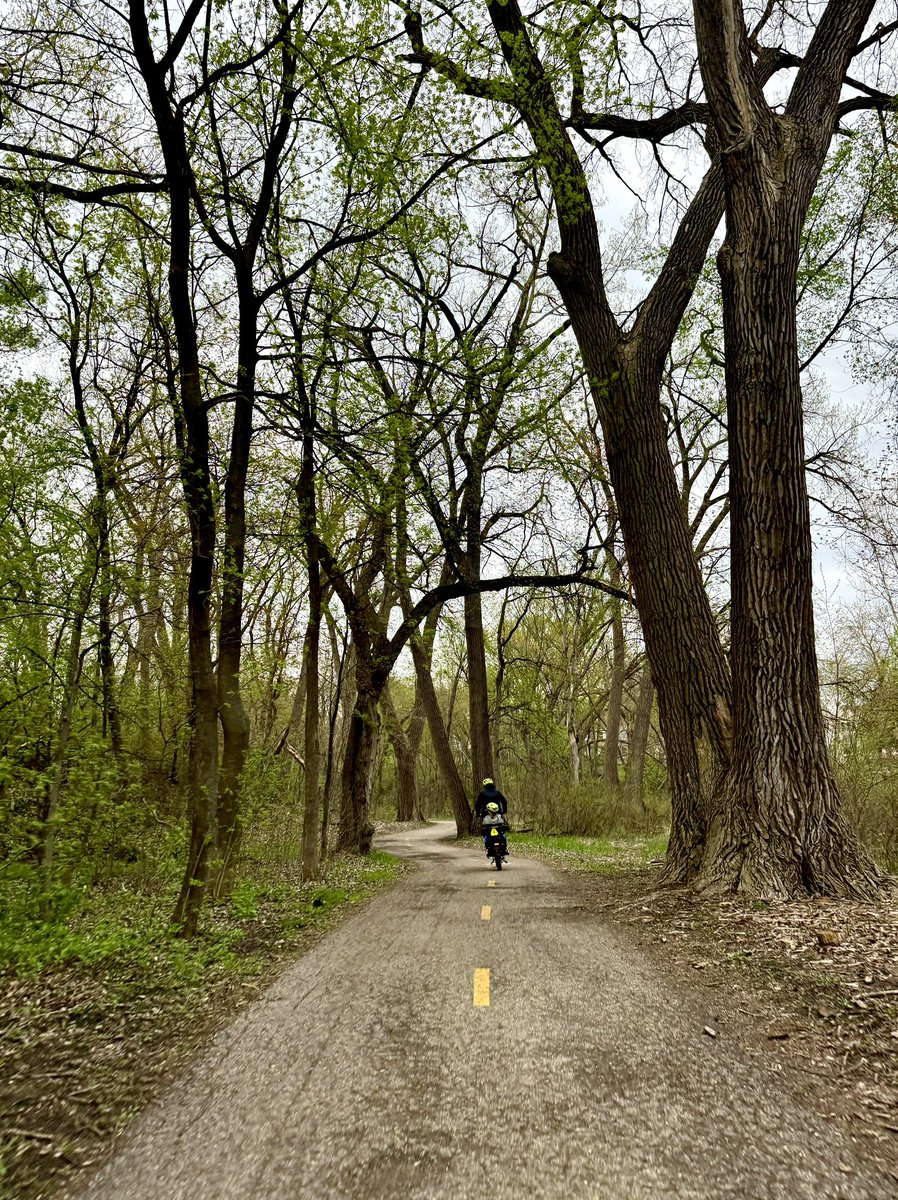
[{"left": 78, "top": 822, "right": 893, "bottom": 1199}]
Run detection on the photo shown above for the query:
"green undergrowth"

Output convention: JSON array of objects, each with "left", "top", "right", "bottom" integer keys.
[
  {"left": 0, "top": 849, "right": 405, "bottom": 981},
  {"left": 0, "top": 850, "right": 406, "bottom": 1200},
  {"left": 510, "top": 831, "right": 669, "bottom": 875}
]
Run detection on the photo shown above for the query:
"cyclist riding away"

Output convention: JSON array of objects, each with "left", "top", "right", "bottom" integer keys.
[{"left": 474, "top": 778, "right": 509, "bottom": 858}]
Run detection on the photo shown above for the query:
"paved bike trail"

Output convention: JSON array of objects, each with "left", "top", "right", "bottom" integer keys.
[{"left": 77, "top": 822, "right": 891, "bottom": 1199}]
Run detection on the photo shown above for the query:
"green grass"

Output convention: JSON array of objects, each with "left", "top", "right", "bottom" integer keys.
[
  {"left": 511, "top": 831, "right": 668, "bottom": 875},
  {"left": 0, "top": 850, "right": 406, "bottom": 981}
]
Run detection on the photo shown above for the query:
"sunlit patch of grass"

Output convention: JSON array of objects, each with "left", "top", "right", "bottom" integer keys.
[{"left": 511, "top": 831, "right": 668, "bottom": 875}]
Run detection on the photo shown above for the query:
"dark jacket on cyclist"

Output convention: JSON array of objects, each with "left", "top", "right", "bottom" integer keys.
[{"left": 474, "top": 779, "right": 507, "bottom": 819}]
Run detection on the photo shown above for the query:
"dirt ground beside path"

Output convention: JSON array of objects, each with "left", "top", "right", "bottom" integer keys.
[
  {"left": 70, "top": 822, "right": 896, "bottom": 1200},
  {"left": 515, "top": 846, "right": 898, "bottom": 1185}
]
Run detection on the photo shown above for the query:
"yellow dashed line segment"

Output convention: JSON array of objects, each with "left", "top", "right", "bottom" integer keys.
[
  {"left": 481, "top": 905, "right": 491, "bottom": 921},
  {"left": 487, "top": 881, "right": 496, "bottom": 888},
  {"left": 473, "top": 968, "right": 490, "bottom": 1007}
]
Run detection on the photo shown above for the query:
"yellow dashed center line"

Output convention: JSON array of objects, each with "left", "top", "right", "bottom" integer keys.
[
  {"left": 481, "top": 905, "right": 491, "bottom": 921},
  {"left": 473, "top": 968, "right": 490, "bottom": 1007},
  {"left": 487, "top": 880, "right": 496, "bottom": 888}
]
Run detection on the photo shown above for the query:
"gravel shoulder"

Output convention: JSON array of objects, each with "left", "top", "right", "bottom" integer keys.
[{"left": 71, "top": 822, "right": 896, "bottom": 1200}]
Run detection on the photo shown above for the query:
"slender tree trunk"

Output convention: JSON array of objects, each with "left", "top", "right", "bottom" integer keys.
[
  {"left": 276, "top": 656, "right": 307, "bottom": 756},
  {"left": 96, "top": 512, "right": 123, "bottom": 759},
  {"left": 465, "top": 586, "right": 494, "bottom": 791},
  {"left": 321, "top": 628, "right": 350, "bottom": 861},
  {"left": 567, "top": 716, "right": 581, "bottom": 786},
  {"left": 410, "top": 634, "right": 472, "bottom": 837},
  {"left": 299, "top": 427, "right": 322, "bottom": 881},
  {"left": 68, "top": 323, "right": 123, "bottom": 760},
  {"left": 129, "top": 1, "right": 220, "bottom": 935},
  {"left": 382, "top": 684, "right": 417, "bottom": 821},
  {"left": 626, "top": 667, "right": 654, "bottom": 809},
  {"left": 462, "top": 493, "right": 494, "bottom": 793},
  {"left": 406, "top": 603, "right": 442, "bottom": 821},
  {"left": 41, "top": 545, "right": 96, "bottom": 902},
  {"left": 602, "top": 600, "right": 625, "bottom": 791},
  {"left": 213, "top": 283, "right": 256, "bottom": 900}
]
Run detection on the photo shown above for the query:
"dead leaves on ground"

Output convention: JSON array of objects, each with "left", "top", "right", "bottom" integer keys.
[{"left": 600, "top": 873, "right": 898, "bottom": 1168}]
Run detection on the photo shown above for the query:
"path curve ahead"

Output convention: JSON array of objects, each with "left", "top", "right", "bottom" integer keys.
[{"left": 79, "top": 822, "right": 890, "bottom": 1199}]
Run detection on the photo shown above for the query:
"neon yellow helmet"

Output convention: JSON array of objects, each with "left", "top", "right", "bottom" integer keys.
[
  {"left": 486, "top": 801, "right": 500, "bottom": 814},
  {"left": 482, "top": 777, "right": 494, "bottom": 787}
]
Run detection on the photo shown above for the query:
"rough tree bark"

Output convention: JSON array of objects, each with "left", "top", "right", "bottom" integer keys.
[
  {"left": 213, "top": 286, "right": 254, "bottom": 898},
  {"left": 693, "top": 0, "right": 886, "bottom": 897}
]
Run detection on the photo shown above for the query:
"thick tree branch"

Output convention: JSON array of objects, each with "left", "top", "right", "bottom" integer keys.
[
  {"left": 692, "top": 0, "right": 773, "bottom": 148},
  {"left": 787, "top": 0, "right": 878, "bottom": 129},
  {"left": 0, "top": 175, "right": 165, "bottom": 202},
  {"left": 571, "top": 100, "right": 709, "bottom": 143}
]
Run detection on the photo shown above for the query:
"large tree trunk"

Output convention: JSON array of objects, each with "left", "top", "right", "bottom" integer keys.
[
  {"left": 602, "top": 599, "right": 625, "bottom": 791},
  {"left": 698, "top": 193, "right": 881, "bottom": 897},
  {"left": 471, "top": 0, "right": 732, "bottom": 883},
  {"left": 625, "top": 667, "right": 654, "bottom": 809},
  {"left": 551, "top": 309, "right": 732, "bottom": 879},
  {"left": 300, "top": 567, "right": 322, "bottom": 879},
  {"left": 692, "top": 0, "right": 883, "bottom": 899},
  {"left": 337, "top": 681, "right": 377, "bottom": 853},
  {"left": 410, "top": 634, "right": 472, "bottom": 837}
]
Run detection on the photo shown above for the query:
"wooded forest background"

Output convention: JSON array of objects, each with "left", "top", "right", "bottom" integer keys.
[{"left": 3, "top": 0, "right": 898, "bottom": 944}]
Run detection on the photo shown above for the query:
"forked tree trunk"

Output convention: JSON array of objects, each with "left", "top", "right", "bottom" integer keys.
[
  {"left": 693, "top": 0, "right": 884, "bottom": 899},
  {"left": 473, "top": 0, "right": 732, "bottom": 882},
  {"left": 130, "top": 0, "right": 221, "bottom": 936}
]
